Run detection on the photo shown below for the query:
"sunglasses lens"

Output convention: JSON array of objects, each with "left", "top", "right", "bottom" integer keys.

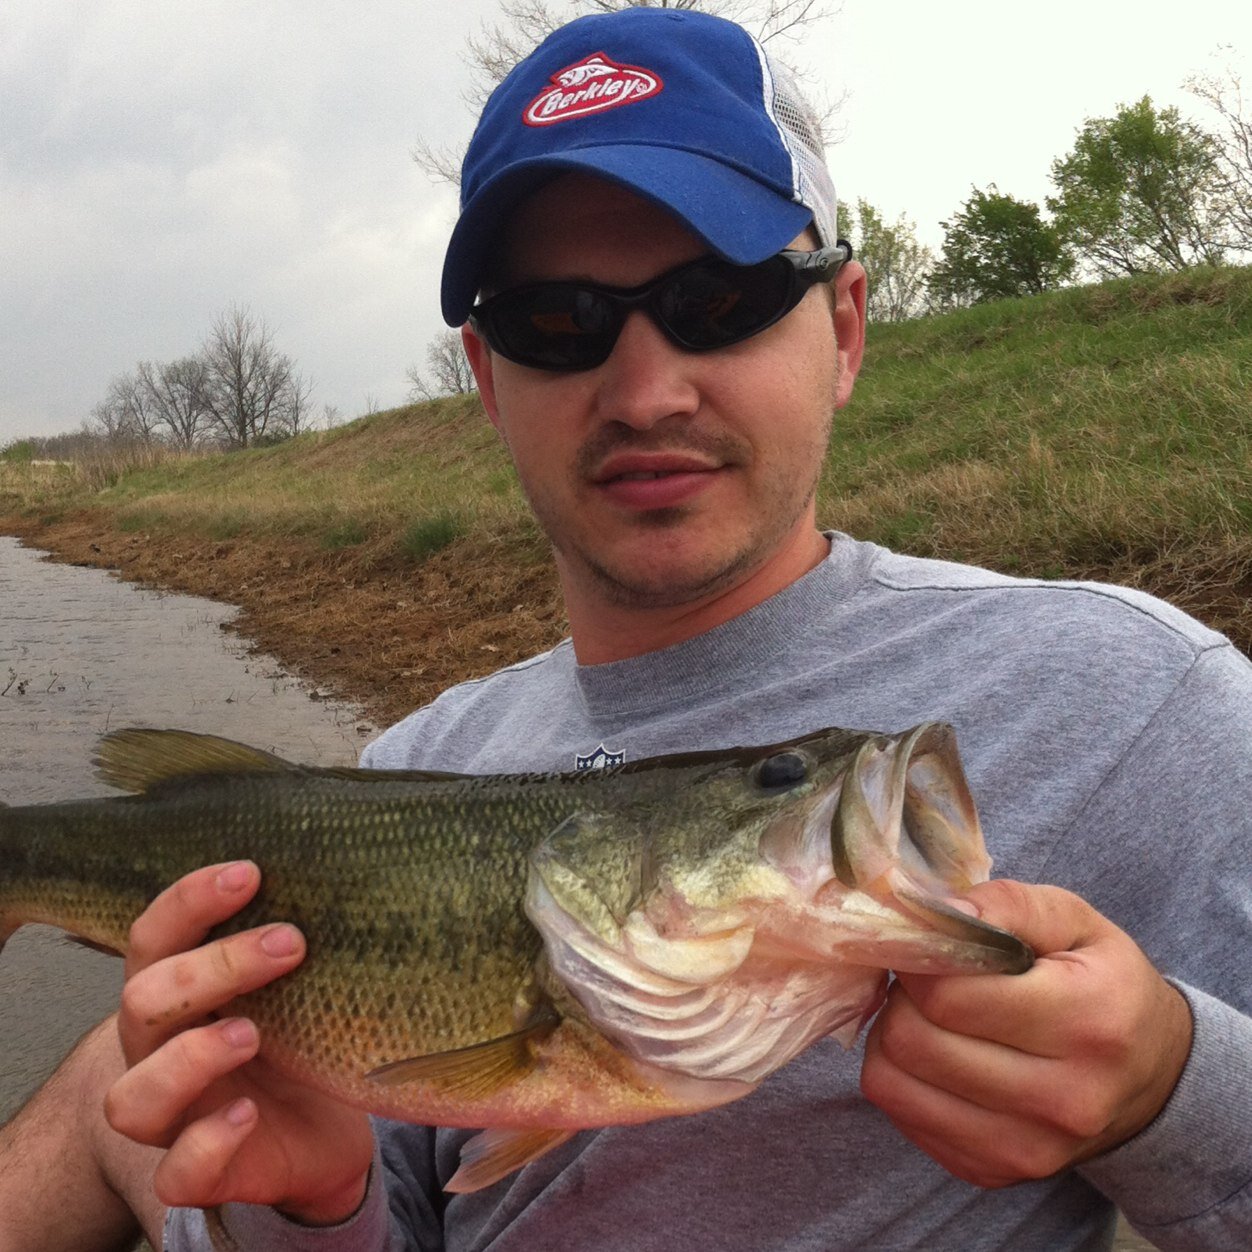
[
  {"left": 658, "top": 256, "right": 793, "bottom": 350},
  {"left": 475, "top": 249, "right": 828, "bottom": 370},
  {"left": 487, "top": 285, "right": 619, "bottom": 370}
]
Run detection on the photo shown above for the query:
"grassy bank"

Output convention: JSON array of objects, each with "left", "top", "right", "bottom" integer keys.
[{"left": 4, "top": 265, "right": 1250, "bottom": 720}]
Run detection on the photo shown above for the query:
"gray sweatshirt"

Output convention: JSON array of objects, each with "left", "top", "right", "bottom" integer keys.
[{"left": 169, "top": 535, "right": 1252, "bottom": 1250}]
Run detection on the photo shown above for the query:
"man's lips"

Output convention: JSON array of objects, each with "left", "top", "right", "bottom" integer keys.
[{"left": 591, "top": 454, "right": 725, "bottom": 509}]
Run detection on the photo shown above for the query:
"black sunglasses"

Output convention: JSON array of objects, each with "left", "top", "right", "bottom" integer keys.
[{"left": 468, "top": 242, "right": 852, "bottom": 372}]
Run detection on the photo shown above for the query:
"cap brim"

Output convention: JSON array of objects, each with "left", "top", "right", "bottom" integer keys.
[{"left": 441, "top": 145, "right": 814, "bottom": 325}]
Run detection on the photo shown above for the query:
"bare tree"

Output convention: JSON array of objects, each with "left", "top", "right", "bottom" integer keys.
[
  {"left": 283, "top": 370, "right": 315, "bottom": 438},
  {"left": 136, "top": 357, "right": 213, "bottom": 450},
  {"left": 407, "top": 329, "right": 477, "bottom": 401},
  {"left": 88, "top": 371, "right": 162, "bottom": 445},
  {"left": 200, "top": 306, "right": 309, "bottom": 447},
  {"left": 1185, "top": 55, "right": 1252, "bottom": 252},
  {"left": 415, "top": 0, "right": 839, "bottom": 186}
]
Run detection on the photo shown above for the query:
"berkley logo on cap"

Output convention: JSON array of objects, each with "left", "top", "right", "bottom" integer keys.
[{"left": 523, "top": 52, "right": 662, "bottom": 127}]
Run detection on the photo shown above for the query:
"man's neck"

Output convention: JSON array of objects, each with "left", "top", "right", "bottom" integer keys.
[{"left": 561, "top": 529, "right": 831, "bottom": 666}]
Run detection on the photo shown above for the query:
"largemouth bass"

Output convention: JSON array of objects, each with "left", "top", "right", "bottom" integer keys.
[{"left": 0, "top": 722, "right": 1031, "bottom": 1191}]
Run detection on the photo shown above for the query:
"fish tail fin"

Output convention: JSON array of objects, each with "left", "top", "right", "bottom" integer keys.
[{"left": 447, "top": 1127, "right": 576, "bottom": 1193}]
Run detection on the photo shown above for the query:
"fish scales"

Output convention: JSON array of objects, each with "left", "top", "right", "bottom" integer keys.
[{"left": 0, "top": 723, "right": 1033, "bottom": 1192}]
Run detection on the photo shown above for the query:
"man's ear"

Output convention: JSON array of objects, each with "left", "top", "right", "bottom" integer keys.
[
  {"left": 832, "top": 260, "right": 867, "bottom": 410},
  {"left": 462, "top": 323, "right": 502, "bottom": 432}
]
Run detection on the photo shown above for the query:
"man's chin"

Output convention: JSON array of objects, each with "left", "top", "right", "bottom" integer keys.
[{"left": 578, "top": 545, "right": 757, "bottom": 611}]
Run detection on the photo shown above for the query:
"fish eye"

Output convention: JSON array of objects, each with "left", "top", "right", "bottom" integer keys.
[{"left": 755, "top": 751, "right": 809, "bottom": 791}]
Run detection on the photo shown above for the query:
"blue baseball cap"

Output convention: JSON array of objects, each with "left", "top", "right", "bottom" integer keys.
[{"left": 441, "top": 7, "right": 838, "bottom": 326}]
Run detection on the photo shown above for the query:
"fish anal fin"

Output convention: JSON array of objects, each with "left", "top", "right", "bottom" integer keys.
[
  {"left": 366, "top": 1015, "right": 558, "bottom": 1100},
  {"left": 95, "top": 729, "right": 297, "bottom": 794},
  {"left": 447, "top": 1127, "right": 576, "bottom": 1193}
]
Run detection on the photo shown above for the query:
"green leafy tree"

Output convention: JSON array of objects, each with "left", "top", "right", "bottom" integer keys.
[
  {"left": 841, "top": 199, "right": 932, "bottom": 322},
  {"left": 1048, "top": 96, "right": 1228, "bottom": 276},
  {"left": 928, "top": 186, "right": 1074, "bottom": 307}
]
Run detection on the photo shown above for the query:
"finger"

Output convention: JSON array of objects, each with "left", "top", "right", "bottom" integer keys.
[
  {"left": 871, "top": 981, "right": 1120, "bottom": 1136},
  {"left": 105, "top": 1017, "right": 260, "bottom": 1148},
  {"left": 126, "top": 861, "right": 261, "bottom": 977},
  {"left": 862, "top": 1019, "right": 1075, "bottom": 1186},
  {"left": 894, "top": 882, "right": 1118, "bottom": 1053},
  {"left": 962, "top": 879, "right": 1104, "bottom": 959},
  {"left": 118, "top": 923, "right": 304, "bottom": 1061},
  {"left": 873, "top": 982, "right": 1030, "bottom": 1110},
  {"left": 151, "top": 1097, "right": 260, "bottom": 1210}
]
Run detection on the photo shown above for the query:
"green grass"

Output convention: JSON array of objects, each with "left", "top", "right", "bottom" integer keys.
[
  {"left": 821, "top": 266, "right": 1252, "bottom": 592},
  {"left": 400, "top": 512, "right": 463, "bottom": 562}
]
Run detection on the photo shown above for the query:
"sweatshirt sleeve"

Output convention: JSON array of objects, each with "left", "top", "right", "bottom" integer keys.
[
  {"left": 163, "top": 1154, "right": 394, "bottom": 1252},
  {"left": 1046, "top": 644, "right": 1252, "bottom": 1249},
  {"left": 1080, "top": 984, "right": 1252, "bottom": 1249},
  {"left": 164, "top": 1121, "right": 446, "bottom": 1251}
]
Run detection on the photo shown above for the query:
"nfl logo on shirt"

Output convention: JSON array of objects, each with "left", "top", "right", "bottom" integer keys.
[{"left": 575, "top": 744, "right": 626, "bottom": 770}]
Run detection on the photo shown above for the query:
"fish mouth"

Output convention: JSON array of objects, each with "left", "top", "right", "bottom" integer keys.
[{"left": 831, "top": 724, "right": 1034, "bottom": 975}]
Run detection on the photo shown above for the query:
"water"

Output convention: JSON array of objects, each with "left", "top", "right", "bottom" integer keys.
[{"left": 0, "top": 535, "right": 373, "bottom": 1121}]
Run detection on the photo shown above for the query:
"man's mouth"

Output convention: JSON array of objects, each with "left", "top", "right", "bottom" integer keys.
[
  {"left": 593, "top": 454, "right": 720, "bottom": 484},
  {"left": 592, "top": 456, "right": 724, "bottom": 509}
]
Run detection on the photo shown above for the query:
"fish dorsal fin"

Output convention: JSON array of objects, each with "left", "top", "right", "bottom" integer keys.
[
  {"left": 366, "top": 1014, "right": 558, "bottom": 1099},
  {"left": 95, "top": 729, "right": 298, "bottom": 793},
  {"left": 447, "top": 1127, "right": 576, "bottom": 1193}
]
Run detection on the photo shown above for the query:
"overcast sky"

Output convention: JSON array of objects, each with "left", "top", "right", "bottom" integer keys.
[{"left": 4, "top": 0, "right": 1250, "bottom": 440}]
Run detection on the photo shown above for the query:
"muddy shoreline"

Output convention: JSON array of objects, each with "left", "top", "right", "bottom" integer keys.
[{"left": 1, "top": 512, "right": 566, "bottom": 731}]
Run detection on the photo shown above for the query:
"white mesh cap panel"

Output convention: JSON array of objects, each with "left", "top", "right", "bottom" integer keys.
[{"left": 755, "top": 44, "right": 838, "bottom": 246}]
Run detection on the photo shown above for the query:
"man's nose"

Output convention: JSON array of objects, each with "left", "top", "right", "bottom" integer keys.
[{"left": 593, "top": 310, "right": 701, "bottom": 429}]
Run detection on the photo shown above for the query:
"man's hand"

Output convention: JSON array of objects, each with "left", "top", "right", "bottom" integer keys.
[
  {"left": 103, "top": 861, "right": 375, "bottom": 1224},
  {"left": 861, "top": 879, "right": 1193, "bottom": 1187}
]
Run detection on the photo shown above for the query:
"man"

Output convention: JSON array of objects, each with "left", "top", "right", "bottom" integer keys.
[{"left": 2, "top": 9, "right": 1248, "bottom": 1250}]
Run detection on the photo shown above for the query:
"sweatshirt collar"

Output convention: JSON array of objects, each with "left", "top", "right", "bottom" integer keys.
[{"left": 573, "top": 533, "right": 873, "bottom": 719}]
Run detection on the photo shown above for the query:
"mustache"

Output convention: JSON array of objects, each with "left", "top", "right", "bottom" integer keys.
[{"left": 575, "top": 425, "right": 751, "bottom": 479}]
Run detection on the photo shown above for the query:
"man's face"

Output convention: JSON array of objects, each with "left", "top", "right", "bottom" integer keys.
[{"left": 464, "top": 174, "right": 865, "bottom": 616}]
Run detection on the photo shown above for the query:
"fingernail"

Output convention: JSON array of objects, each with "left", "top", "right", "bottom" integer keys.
[
  {"left": 225, "top": 1098, "right": 256, "bottom": 1128},
  {"left": 220, "top": 1018, "right": 257, "bottom": 1049},
  {"left": 260, "top": 924, "right": 300, "bottom": 958},
  {"left": 216, "top": 861, "right": 254, "bottom": 893}
]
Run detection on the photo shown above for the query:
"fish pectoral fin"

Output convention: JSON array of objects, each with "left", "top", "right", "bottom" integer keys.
[
  {"left": 95, "top": 728, "right": 297, "bottom": 793},
  {"left": 366, "top": 1016, "right": 558, "bottom": 1099},
  {"left": 447, "top": 1127, "right": 576, "bottom": 1194}
]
